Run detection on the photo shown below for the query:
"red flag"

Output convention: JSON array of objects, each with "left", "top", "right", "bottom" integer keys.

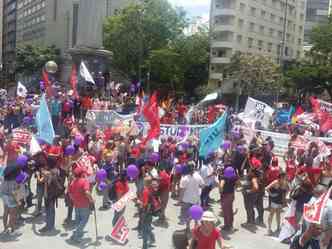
[
  {"left": 303, "top": 187, "right": 332, "bottom": 224},
  {"left": 310, "top": 97, "right": 332, "bottom": 133},
  {"left": 42, "top": 69, "right": 52, "bottom": 97},
  {"left": 70, "top": 64, "right": 79, "bottom": 99},
  {"left": 141, "top": 92, "right": 160, "bottom": 145}
]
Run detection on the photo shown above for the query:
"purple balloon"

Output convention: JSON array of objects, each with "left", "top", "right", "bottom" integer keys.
[
  {"left": 96, "top": 169, "right": 107, "bottom": 181},
  {"left": 16, "top": 171, "right": 28, "bottom": 184},
  {"left": 224, "top": 167, "right": 236, "bottom": 179},
  {"left": 16, "top": 155, "right": 28, "bottom": 167},
  {"left": 97, "top": 181, "right": 107, "bottom": 192},
  {"left": 64, "top": 145, "right": 75, "bottom": 156},
  {"left": 223, "top": 140, "right": 231, "bottom": 150},
  {"left": 189, "top": 205, "right": 204, "bottom": 221},
  {"left": 127, "top": 164, "right": 139, "bottom": 179},
  {"left": 23, "top": 116, "right": 33, "bottom": 125},
  {"left": 175, "top": 164, "right": 183, "bottom": 174},
  {"left": 74, "top": 136, "right": 83, "bottom": 146},
  {"left": 149, "top": 152, "right": 160, "bottom": 163},
  {"left": 26, "top": 98, "right": 33, "bottom": 105}
]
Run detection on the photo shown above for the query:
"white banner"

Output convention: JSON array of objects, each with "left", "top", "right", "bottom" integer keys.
[
  {"left": 243, "top": 97, "right": 274, "bottom": 128},
  {"left": 317, "top": 98, "right": 332, "bottom": 114}
]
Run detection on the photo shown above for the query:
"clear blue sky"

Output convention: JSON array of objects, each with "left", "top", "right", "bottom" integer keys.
[{"left": 168, "top": 0, "right": 210, "bottom": 22}]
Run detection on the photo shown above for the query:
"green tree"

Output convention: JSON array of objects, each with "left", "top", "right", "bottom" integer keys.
[
  {"left": 103, "top": 0, "right": 187, "bottom": 81},
  {"left": 224, "top": 52, "right": 283, "bottom": 95},
  {"left": 146, "top": 26, "right": 210, "bottom": 93},
  {"left": 285, "top": 17, "right": 332, "bottom": 98},
  {"left": 16, "top": 44, "right": 61, "bottom": 75}
]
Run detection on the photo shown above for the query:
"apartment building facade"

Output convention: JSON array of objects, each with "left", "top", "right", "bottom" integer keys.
[
  {"left": 304, "top": 0, "right": 332, "bottom": 44},
  {"left": 2, "top": 0, "right": 17, "bottom": 80},
  {"left": 209, "top": 0, "right": 306, "bottom": 85}
]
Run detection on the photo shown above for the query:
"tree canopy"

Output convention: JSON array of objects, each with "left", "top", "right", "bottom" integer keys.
[
  {"left": 285, "top": 17, "right": 332, "bottom": 99},
  {"left": 103, "top": 0, "right": 209, "bottom": 93},
  {"left": 224, "top": 52, "right": 282, "bottom": 96},
  {"left": 16, "top": 44, "right": 61, "bottom": 75}
]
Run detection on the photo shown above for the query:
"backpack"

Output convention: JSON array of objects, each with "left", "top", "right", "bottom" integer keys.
[
  {"left": 47, "top": 175, "right": 65, "bottom": 201},
  {"left": 108, "top": 179, "right": 119, "bottom": 202},
  {"left": 147, "top": 192, "right": 161, "bottom": 216}
]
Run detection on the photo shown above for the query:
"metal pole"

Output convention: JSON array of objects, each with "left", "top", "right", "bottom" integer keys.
[{"left": 280, "top": 0, "right": 288, "bottom": 66}]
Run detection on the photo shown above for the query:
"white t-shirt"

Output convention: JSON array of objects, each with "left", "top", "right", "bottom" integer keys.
[
  {"left": 200, "top": 164, "right": 215, "bottom": 186},
  {"left": 180, "top": 172, "right": 204, "bottom": 204}
]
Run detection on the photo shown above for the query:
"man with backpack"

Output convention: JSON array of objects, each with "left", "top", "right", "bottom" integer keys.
[{"left": 39, "top": 157, "right": 64, "bottom": 233}]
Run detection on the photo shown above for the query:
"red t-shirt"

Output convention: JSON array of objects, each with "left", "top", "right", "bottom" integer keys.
[
  {"left": 69, "top": 177, "right": 90, "bottom": 208},
  {"left": 5, "top": 142, "right": 19, "bottom": 163},
  {"left": 115, "top": 180, "right": 129, "bottom": 198},
  {"left": 142, "top": 187, "right": 151, "bottom": 208},
  {"left": 159, "top": 170, "right": 171, "bottom": 192},
  {"left": 193, "top": 227, "right": 221, "bottom": 249},
  {"left": 266, "top": 165, "right": 280, "bottom": 185}
]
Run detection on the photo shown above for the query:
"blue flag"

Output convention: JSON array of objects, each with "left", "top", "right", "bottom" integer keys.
[
  {"left": 199, "top": 113, "right": 227, "bottom": 159},
  {"left": 36, "top": 94, "right": 55, "bottom": 144},
  {"left": 276, "top": 106, "right": 295, "bottom": 125}
]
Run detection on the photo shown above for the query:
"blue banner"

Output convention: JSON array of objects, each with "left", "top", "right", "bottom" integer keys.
[
  {"left": 199, "top": 113, "right": 227, "bottom": 159},
  {"left": 36, "top": 94, "right": 55, "bottom": 144}
]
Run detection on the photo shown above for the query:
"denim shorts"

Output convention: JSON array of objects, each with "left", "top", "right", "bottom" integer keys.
[{"left": 2, "top": 194, "right": 17, "bottom": 208}]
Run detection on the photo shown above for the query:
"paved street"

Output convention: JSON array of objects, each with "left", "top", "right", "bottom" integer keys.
[{"left": 0, "top": 183, "right": 289, "bottom": 249}]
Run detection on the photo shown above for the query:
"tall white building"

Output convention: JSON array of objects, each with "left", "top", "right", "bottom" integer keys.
[{"left": 209, "top": 0, "right": 306, "bottom": 86}]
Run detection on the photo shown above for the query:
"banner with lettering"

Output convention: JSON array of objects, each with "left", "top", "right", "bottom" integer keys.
[
  {"left": 12, "top": 128, "right": 32, "bottom": 145},
  {"left": 243, "top": 97, "right": 274, "bottom": 128},
  {"left": 109, "top": 216, "right": 129, "bottom": 244},
  {"left": 112, "top": 190, "right": 136, "bottom": 212},
  {"left": 86, "top": 110, "right": 135, "bottom": 130},
  {"left": 316, "top": 98, "right": 332, "bottom": 115}
]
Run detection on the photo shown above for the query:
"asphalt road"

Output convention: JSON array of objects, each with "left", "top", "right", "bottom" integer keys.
[{"left": 0, "top": 182, "right": 290, "bottom": 249}]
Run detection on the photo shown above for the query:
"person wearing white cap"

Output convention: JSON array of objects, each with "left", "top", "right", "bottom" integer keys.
[{"left": 190, "top": 211, "right": 225, "bottom": 249}]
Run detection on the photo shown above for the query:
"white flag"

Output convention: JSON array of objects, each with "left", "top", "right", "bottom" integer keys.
[
  {"left": 29, "top": 135, "right": 42, "bottom": 156},
  {"left": 201, "top": 92, "right": 218, "bottom": 103},
  {"left": 17, "top": 81, "right": 28, "bottom": 97},
  {"left": 80, "top": 61, "right": 95, "bottom": 84},
  {"left": 242, "top": 97, "right": 274, "bottom": 128}
]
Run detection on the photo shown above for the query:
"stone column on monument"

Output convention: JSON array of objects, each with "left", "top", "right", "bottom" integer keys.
[{"left": 76, "top": 0, "right": 107, "bottom": 49}]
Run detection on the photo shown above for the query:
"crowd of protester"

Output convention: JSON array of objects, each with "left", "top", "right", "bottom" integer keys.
[{"left": 0, "top": 85, "right": 331, "bottom": 249}]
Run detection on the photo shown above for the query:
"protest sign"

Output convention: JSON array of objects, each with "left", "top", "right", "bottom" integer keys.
[
  {"left": 112, "top": 190, "right": 136, "bottom": 212},
  {"left": 316, "top": 98, "right": 332, "bottom": 114},
  {"left": 110, "top": 216, "right": 129, "bottom": 244},
  {"left": 243, "top": 97, "right": 274, "bottom": 128},
  {"left": 12, "top": 128, "right": 32, "bottom": 145},
  {"left": 86, "top": 110, "right": 135, "bottom": 130}
]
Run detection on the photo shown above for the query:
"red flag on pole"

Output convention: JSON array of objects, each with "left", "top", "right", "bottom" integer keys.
[
  {"left": 141, "top": 92, "right": 160, "bottom": 146},
  {"left": 70, "top": 64, "right": 79, "bottom": 99},
  {"left": 42, "top": 69, "right": 52, "bottom": 97}
]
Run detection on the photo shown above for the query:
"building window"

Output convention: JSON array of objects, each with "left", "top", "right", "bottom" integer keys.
[
  {"left": 298, "top": 38, "right": 302, "bottom": 45},
  {"left": 250, "top": 7, "right": 256, "bottom": 16},
  {"left": 258, "top": 40, "right": 263, "bottom": 50},
  {"left": 41, "top": 1, "right": 45, "bottom": 8},
  {"left": 237, "top": 34, "right": 242, "bottom": 43},
  {"left": 269, "top": 28, "right": 274, "bottom": 37},
  {"left": 238, "top": 18, "right": 244, "bottom": 28},
  {"left": 240, "top": 3, "right": 245, "bottom": 12},
  {"left": 268, "top": 43, "right": 272, "bottom": 52},
  {"left": 261, "top": 10, "right": 266, "bottom": 18},
  {"left": 259, "top": 25, "right": 264, "bottom": 34},
  {"left": 248, "top": 37, "right": 253, "bottom": 48},
  {"left": 249, "top": 22, "right": 255, "bottom": 32},
  {"left": 279, "top": 17, "right": 284, "bottom": 25},
  {"left": 278, "top": 31, "right": 282, "bottom": 37},
  {"left": 270, "top": 14, "right": 275, "bottom": 22}
]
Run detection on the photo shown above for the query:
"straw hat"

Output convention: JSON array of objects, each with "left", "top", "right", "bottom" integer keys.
[{"left": 201, "top": 211, "right": 216, "bottom": 222}]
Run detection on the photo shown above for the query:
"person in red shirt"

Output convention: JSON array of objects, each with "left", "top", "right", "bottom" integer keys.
[
  {"left": 190, "top": 211, "right": 224, "bottom": 249},
  {"left": 141, "top": 178, "right": 160, "bottom": 249},
  {"left": 158, "top": 166, "right": 171, "bottom": 223},
  {"left": 68, "top": 166, "right": 94, "bottom": 243},
  {"left": 265, "top": 157, "right": 280, "bottom": 186},
  {"left": 112, "top": 170, "right": 129, "bottom": 226}
]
